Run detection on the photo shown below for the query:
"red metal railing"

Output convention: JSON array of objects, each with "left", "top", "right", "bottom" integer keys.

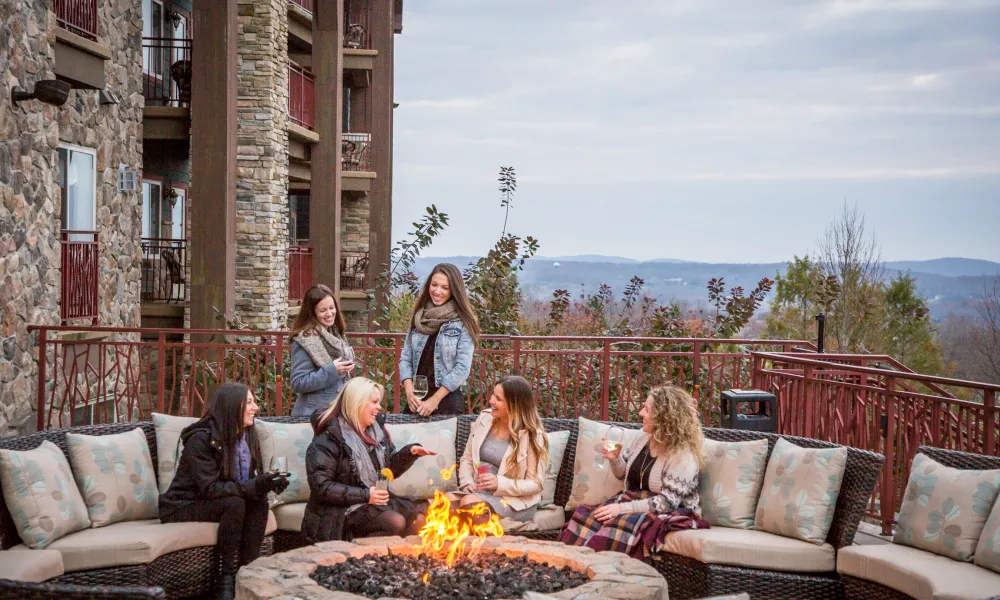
[
  {"left": 344, "top": 0, "right": 370, "bottom": 49},
  {"left": 288, "top": 245, "right": 314, "bottom": 303},
  {"left": 340, "top": 250, "right": 369, "bottom": 291},
  {"left": 142, "top": 37, "right": 193, "bottom": 107},
  {"left": 141, "top": 238, "right": 187, "bottom": 303},
  {"left": 55, "top": 0, "right": 99, "bottom": 41},
  {"left": 289, "top": 0, "right": 314, "bottom": 13},
  {"left": 751, "top": 351, "right": 1000, "bottom": 534},
  {"left": 60, "top": 231, "right": 99, "bottom": 324},
  {"left": 288, "top": 63, "right": 316, "bottom": 130},
  {"left": 342, "top": 132, "right": 371, "bottom": 171}
]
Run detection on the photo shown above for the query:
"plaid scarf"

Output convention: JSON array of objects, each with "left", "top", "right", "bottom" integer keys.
[{"left": 557, "top": 490, "right": 708, "bottom": 559}]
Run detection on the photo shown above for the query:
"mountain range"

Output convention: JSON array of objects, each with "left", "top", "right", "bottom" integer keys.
[{"left": 412, "top": 256, "right": 1000, "bottom": 321}]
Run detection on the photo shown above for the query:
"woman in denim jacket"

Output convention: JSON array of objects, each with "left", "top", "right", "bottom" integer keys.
[
  {"left": 289, "top": 284, "right": 355, "bottom": 418},
  {"left": 398, "top": 263, "right": 480, "bottom": 416}
]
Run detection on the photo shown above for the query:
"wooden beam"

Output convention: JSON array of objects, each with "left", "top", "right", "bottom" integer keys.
[{"left": 368, "top": 0, "right": 395, "bottom": 325}]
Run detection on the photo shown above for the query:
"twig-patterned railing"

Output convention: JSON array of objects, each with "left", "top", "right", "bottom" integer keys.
[{"left": 751, "top": 351, "right": 1000, "bottom": 534}]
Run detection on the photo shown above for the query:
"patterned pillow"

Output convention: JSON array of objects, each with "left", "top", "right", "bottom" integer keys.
[
  {"left": 754, "top": 438, "right": 847, "bottom": 544},
  {"left": 975, "top": 493, "right": 1000, "bottom": 573},
  {"left": 566, "top": 418, "right": 640, "bottom": 510},
  {"left": 254, "top": 420, "right": 314, "bottom": 503},
  {"left": 699, "top": 438, "right": 768, "bottom": 529},
  {"left": 0, "top": 441, "right": 92, "bottom": 548},
  {"left": 540, "top": 430, "right": 570, "bottom": 507},
  {"left": 894, "top": 453, "right": 1000, "bottom": 562},
  {"left": 152, "top": 413, "right": 199, "bottom": 493},
  {"left": 66, "top": 428, "right": 160, "bottom": 528},
  {"left": 384, "top": 418, "right": 458, "bottom": 499}
]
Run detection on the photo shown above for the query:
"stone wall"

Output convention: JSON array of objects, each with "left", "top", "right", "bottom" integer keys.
[
  {"left": 341, "top": 192, "right": 369, "bottom": 253},
  {"left": 235, "top": 0, "right": 289, "bottom": 329}
]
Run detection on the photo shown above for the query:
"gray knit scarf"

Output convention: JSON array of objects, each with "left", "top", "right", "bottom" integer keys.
[
  {"left": 293, "top": 327, "right": 354, "bottom": 368},
  {"left": 413, "top": 300, "right": 460, "bottom": 335},
  {"left": 337, "top": 416, "right": 386, "bottom": 490}
]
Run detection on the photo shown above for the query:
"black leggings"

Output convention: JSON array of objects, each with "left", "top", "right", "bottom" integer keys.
[
  {"left": 347, "top": 504, "right": 425, "bottom": 538},
  {"left": 160, "top": 496, "right": 269, "bottom": 574}
]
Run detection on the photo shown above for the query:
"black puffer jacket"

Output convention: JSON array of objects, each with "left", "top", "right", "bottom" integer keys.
[
  {"left": 158, "top": 419, "right": 260, "bottom": 517},
  {"left": 302, "top": 412, "right": 418, "bottom": 542}
]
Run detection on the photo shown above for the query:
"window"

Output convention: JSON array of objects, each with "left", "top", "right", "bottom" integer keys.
[
  {"left": 142, "top": 180, "right": 163, "bottom": 239},
  {"left": 58, "top": 145, "right": 96, "bottom": 241},
  {"left": 143, "top": 180, "right": 185, "bottom": 242},
  {"left": 142, "top": 0, "right": 165, "bottom": 77}
]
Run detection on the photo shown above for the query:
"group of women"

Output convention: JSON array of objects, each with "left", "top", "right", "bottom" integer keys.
[{"left": 160, "top": 264, "right": 707, "bottom": 600}]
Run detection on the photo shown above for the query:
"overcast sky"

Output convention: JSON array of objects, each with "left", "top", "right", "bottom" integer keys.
[{"left": 390, "top": 0, "right": 1000, "bottom": 263}]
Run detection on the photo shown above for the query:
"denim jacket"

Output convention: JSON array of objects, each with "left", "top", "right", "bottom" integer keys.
[
  {"left": 398, "top": 319, "right": 475, "bottom": 393},
  {"left": 289, "top": 341, "right": 349, "bottom": 417}
]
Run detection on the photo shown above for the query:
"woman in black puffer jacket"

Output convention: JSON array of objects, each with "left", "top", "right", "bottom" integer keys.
[{"left": 302, "top": 377, "right": 434, "bottom": 542}]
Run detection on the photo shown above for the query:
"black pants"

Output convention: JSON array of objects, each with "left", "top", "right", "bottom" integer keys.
[
  {"left": 346, "top": 501, "right": 425, "bottom": 538},
  {"left": 160, "top": 496, "right": 269, "bottom": 574},
  {"left": 403, "top": 387, "right": 466, "bottom": 415}
]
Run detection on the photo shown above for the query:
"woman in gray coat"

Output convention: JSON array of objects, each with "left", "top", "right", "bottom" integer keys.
[{"left": 289, "top": 284, "right": 356, "bottom": 417}]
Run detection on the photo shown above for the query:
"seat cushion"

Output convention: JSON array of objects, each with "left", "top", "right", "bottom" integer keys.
[
  {"left": 659, "top": 526, "right": 836, "bottom": 573},
  {"left": 384, "top": 418, "right": 459, "bottom": 499},
  {"left": 13, "top": 512, "right": 278, "bottom": 573},
  {"left": 272, "top": 502, "right": 306, "bottom": 532},
  {"left": 0, "top": 549, "right": 65, "bottom": 582},
  {"left": 838, "top": 543, "right": 1000, "bottom": 600},
  {"left": 501, "top": 506, "right": 566, "bottom": 533},
  {"left": 255, "top": 421, "right": 313, "bottom": 504}
]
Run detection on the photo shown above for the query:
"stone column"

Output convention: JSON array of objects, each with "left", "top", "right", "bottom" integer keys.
[{"left": 235, "top": 0, "right": 290, "bottom": 329}]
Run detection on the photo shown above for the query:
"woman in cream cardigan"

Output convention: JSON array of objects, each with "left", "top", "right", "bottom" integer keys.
[{"left": 454, "top": 376, "right": 549, "bottom": 521}]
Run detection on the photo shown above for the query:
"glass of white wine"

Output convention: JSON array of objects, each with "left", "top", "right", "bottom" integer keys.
[
  {"left": 268, "top": 457, "right": 288, "bottom": 506},
  {"left": 413, "top": 375, "right": 429, "bottom": 402},
  {"left": 595, "top": 426, "right": 625, "bottom": 471}
]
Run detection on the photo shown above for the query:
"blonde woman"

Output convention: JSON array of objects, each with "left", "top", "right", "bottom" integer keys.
[
  {"left": 302, "top": 378, "right": 435, "bottom": 542},
  {"left": 558, "top": 385, "right": 708, "bottom": 558},
  {"left": 455, "top": 376, "right": 549, "bottom": 522}
]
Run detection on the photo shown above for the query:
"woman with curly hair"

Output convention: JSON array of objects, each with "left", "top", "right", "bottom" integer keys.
[{"left": 558, "top": 385, "right": 708, "bottom": 558}]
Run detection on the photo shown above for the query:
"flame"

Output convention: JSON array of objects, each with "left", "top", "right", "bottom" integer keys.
[
  {"left": 422, "top": 572, "right": 430, "bottom": 584},
  {"left": 380, "top": 468, "right": 395, "bottom": 482},
  {"left": 440, "top": 463, "right": 457, "bottom": 481},
  {"left": 418, "top": 472, "right": 504, "bottom": 567}
]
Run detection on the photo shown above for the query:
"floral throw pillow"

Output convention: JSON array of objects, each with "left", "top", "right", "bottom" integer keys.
[
  {"left": 539, "top": 430, "right": 570, "bottom": 507},
  {"left": 754, "top": 438, "right": 847, "bottom": 544},
  {"left": 66, "top": 428, "right": 160, "bottom": 528},
  {"left": 152, "top": 413, "right": 199, "bottom": 493},
  {"left": 384, "top": 418, "right": 458, "bottom": 499},
  {"left": 894, "top": 453, "right": 1000, "bottom": 562},
  {"left": 975, "top": 493, "right": 1000, "bottom": 574},
  {"left": 255, "top": 420, "right": 314, "bottom": 504},
  {"left": 566, "top": 418, "right": 641, "bottom": 510},
  {"left": 0, "top": 441, "right": 92, "bottom": 548},
  {"left": 699, "top": 438, "right": 768, "bottom": 529}
]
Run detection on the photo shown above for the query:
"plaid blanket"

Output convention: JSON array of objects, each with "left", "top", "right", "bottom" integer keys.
[{"left": 557, "top": 490, "right": 708, "bottom": 559}]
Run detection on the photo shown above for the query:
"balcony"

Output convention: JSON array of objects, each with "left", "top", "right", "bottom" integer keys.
[
  {"left": 289, "top": 62, "right": 316, "bottom": 132},
  {"left": 142, "top": 37, "right": 193, "bottom": 107},
  {"left": 288, "top": 244, "right": 314, "bottom": 303},
  {"left": 344, "top": 0, "right": 370, "bottom": 49},
  {"left": 141, "top": 238, "right": 187, "bottom": 304},
  {"left": 55, "top": 0, "right": 99, "bottom": 41},
  {"left": 289, "top": 0, "right": 314, "bottom": 13},
  {"left": 342, "top": 132, "right": 371, "bottom": 172},
  {"left": 340, "top": 250, "right": 369, "bottom": 291},
  {"left": 60, "top": 230, "right": 99, "bottom": 324}
]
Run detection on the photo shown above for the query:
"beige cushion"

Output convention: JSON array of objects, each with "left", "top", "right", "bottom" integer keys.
[
  {"left": 501, "top": 506, "right": 566, "bottom": 533},
  {"left": 14, "top": 513, "right": 278, "bottom": 573},
  {"left": 838, "top": 543, "right": 1000, "bottom": 600},
  {"left": 272, "top": 502, "right": 306, "bottom": 532},
  {"left": 255, "top": 420, "right": 314, "bottom": 503},
  {"left": 384, "top": 418, "right": 458, "bottom": 499},
  {"left": 894, "top": 453, "right": 1000, "bottom": 562},
  {"left": 975, "top": 493, "right": 1000, "bottom": 574},
  {"left": 0, "top": 549, "right": 65, "bottom": 582},
  {"left": 540, "top": 430, "right": 570, "bottom": 507},
  {"left": 566, "top": 418, "right": 640, "bottom": 510},
  {"left": 66, "top": 428, "right": 159, "bottom": 527},
  {"left": 152, "top": 413, "right": 198, "bottom": 493},
  {"left": 660, "top": 527, "right": 836, "bottom": 573},
  {"left": 754, "top": 438, "right": 847, "bottom": 544},
  {"left": 0, "top": 440, "right": 92, "bottom": 549},
  {"left": 700, "top": 438, "right": 768, "bottom": 529}
]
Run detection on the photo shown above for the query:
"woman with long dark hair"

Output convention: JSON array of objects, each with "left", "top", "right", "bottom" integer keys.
[
  {"left": 399, "top": 263, "right": 480, "bottom": 416},
  {"left": 302, "top": 378, "right": 435, "bottom": 542},
  {"left": 159, "top": 383, "right": 288, "bottom": 600},
  {"left": 455, "top": 376, "right": 549, "bottom": 522},
  {"left": 290, "top": 284, "right": 355, "bottom": 418}
]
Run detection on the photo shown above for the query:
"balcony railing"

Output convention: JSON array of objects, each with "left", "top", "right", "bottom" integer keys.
[
  {"left": 341, "top": 250, "right": 369, "bottom": 291},
  {"left": 143, "top": 37, "right": 193, "bottom": 107},
  {"left": 141, "top": 238, "right": 187, "bottom": 303},
  {"left": 60, "top": 230, "right": 99, "bottom": 324},
  {"left": 288, "top": 245, "right": 314, "bottom": 303},
  {"left": 342, "top": 132, "right": 371, "bottom": 171},
  {"left": 289, "top": 0, "right": 314, "bottom": 14},
  {"left": 55, "top": 0, "right": 99, "bottom": 41},
  {"left": 344, "top": 0, "right": 370, "bottom": 49},
  {"left": 288, "top": 63, "right": 316, "bottom": 130}
]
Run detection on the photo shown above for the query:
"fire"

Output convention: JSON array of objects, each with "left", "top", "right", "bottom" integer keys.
[
  {"left": 418, "top": 486, "right": 504, "bottom": 567},
  {"left": 439, "top": 463, "right": 457, "bottom": 481},
  {"left": 422, "top": 572, "right": 430, "bottom": 584}
]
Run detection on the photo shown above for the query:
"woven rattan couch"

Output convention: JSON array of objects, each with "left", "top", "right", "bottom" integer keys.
[
  {"left": 0, "top": 422, "right": 276, "bottom": 600},
  {"left": 838, "top": 446, "right": 1000, "bottom": 600}
]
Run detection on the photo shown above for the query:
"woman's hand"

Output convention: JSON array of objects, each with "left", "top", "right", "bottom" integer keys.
[
  {"left": 403, "top": 380, "right": 421, "bottom": 412},
  {"left": 411, "top": 445, "right": 437, "bottom": 457},
  {"left": 368, "top": 487, "right": 390, "bottom": 505},
  {"left": 592, "top": 503, "right": 622, "bottom": 523},
  {"left": 417, "top": 397, "right": 440, "bottom": 417},
  {"left": 474, "top": 472, "right": 498, "bottom": 492},
  {"left": 333, "top": 358, "right": 355, "bottom": 374},
  {"left": 599, "top": 439, "right": 623, "bottom": 461}
]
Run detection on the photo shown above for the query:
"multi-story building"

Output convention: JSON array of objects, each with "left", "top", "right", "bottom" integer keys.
[{"left": 0, "top": 0, "right": 401, "bottom": 435}]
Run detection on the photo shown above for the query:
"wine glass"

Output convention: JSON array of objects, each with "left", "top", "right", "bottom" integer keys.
[
  {"left": 375, "top": 474, "right": 389, "bottom": 493},
  {"left": 268, "top": 457, "right": 288, "bottom": 506},
  {"left": 595, "top": 426, "right": 625, "bottom": 471},
  {"left": 413, "top": 376, "right": 429, "bottom": 401}
]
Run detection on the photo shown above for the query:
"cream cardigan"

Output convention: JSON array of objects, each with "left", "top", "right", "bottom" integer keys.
[
  {"left": 609, "top": 430, "right": 701, "bottom": 516},
  {"left": 458, "top": 411, "right": 547, "bottom": 512}
]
